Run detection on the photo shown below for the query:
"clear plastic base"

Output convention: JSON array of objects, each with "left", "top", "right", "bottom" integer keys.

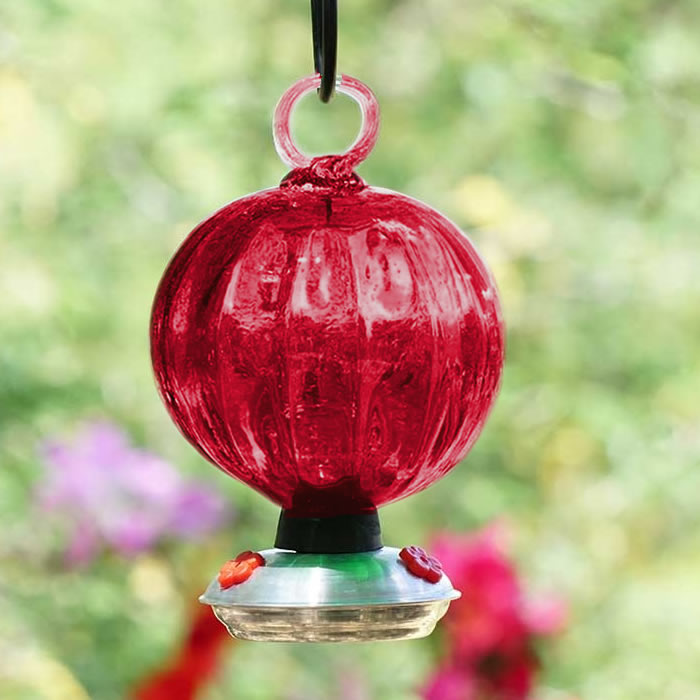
[{"left": 212, "top": 600, "right": 452, "bottom": 642}]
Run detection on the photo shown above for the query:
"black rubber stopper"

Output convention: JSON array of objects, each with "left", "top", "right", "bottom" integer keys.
[{"left": 274, "top": 509, "right": 383, "bottom": 553}]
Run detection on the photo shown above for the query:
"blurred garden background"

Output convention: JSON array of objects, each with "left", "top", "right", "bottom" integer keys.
[{"left": 2, "top": 1, "right": 700, "bottom": 698}]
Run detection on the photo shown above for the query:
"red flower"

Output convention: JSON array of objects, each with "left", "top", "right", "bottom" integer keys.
[{"left": 132, "top": 605, "right": 231, "bottom": 700}]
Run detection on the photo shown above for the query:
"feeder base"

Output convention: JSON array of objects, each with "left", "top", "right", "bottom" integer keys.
[{"left": 200, "top": 547, "right": 459, "bottom": 643}]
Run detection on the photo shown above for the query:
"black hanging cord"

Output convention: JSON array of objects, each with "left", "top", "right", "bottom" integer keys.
[{"left": 311, "top": 0, "right": 337, "bottom": 102}]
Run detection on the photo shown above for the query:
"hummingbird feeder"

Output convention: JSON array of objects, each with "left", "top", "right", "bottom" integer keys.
[{"left": 150, "top": 2, "right": 504, "bottom": 642}]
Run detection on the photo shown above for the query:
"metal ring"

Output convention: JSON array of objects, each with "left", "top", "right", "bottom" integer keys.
[
  {"left": 311, "top": 0, "right": 337, "bottom": 102},
  {"left": 273, "top": 74, "right": 380, "bottom": 170}
]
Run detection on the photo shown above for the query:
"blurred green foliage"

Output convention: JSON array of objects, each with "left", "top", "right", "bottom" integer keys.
[{"left": 1, "top": 1, "right": 700, "bottom": 699}]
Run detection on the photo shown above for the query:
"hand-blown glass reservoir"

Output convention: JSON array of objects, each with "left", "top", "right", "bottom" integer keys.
[
  {"left": 150, "top": 74, "right": 505, "bottom": 642},
  {"left": 151, "top": 180, "right": 503, "bottom": 518}
]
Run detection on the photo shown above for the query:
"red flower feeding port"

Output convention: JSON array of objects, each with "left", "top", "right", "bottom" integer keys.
[{"left": 151, "top": 74, "right": 504, "bottom": 642}]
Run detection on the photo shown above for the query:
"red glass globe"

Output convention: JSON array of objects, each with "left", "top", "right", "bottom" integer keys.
[{"left": 150, "top": 76, "right": 504, "bottom": 519}]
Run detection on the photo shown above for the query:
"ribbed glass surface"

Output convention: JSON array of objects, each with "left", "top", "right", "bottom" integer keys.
[{"left": 151, "top": 175, "right": 504, "bottom": 518}]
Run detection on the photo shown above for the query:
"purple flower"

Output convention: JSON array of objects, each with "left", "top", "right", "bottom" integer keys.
[{"left": 37, "top": 421, "right": 232, "bottom": 565}]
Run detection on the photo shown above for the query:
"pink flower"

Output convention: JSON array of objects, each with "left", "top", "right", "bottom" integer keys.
[
  {"left": 432, "top": 527, "right": 528, "bottom": 662},
  {"left": 422, "top": 525, "right": 567, "bottom": 700},
  {"left": 523, "top": 597, "right": 568, "bottom": 637},
  {"left": 337, "top": 669, "right": 372, "bottom": 700},
  {"left": 423, "top": 666, "right": 476, "bottom": 700}
]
